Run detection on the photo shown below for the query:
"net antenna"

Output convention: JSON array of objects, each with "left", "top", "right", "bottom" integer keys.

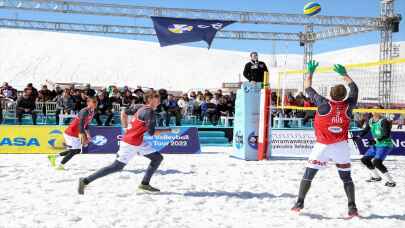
[{"left": 280, "top": 42, "right": 289, "bottom": 115}]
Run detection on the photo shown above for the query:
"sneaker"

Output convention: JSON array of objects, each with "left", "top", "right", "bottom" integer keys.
[
  {"left": 385, "top": 181, "right": 396, "bottom": 187},
  {"left": 348, "top": 203, "right": 359, "bottom": 218},
  {"left": 78, "top": 178, "right": 87, "bottom": 195},
  {"left": 138, "top": 184, "right": 160, "bottom": 192},
  {"left": 56, "top": 164, "right": 66, "bottom": 171},
  {"left": 366, "top": 177, "right": 382, "bottom": 182},
  {"left": 291, "top": 200, "right": 304, "bottom": 213},
  {"left": 47, "top": 155, "right": 57, "bottom": 168}
]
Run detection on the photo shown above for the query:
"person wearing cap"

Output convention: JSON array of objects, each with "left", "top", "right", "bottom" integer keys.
[
  {"left": 243, "top": 52, "right": 268, "bottom": 83},
  {"left": 84, "top": 84, "right": 96, "bottom": 97}
]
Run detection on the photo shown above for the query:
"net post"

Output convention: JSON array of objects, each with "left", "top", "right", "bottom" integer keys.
[{"left": 258, "top": 71, "right": 271, "bottom": 160}]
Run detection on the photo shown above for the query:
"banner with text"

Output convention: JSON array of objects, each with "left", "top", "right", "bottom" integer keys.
[
  {"left": 0, "top": 125, "right": 66, "bottom": 154},
  {"left": 350, "top": 130, "right": 405, "bottom": 156},
  {"left": 269, "top": 129, "right": 360, "bottom": 158}
]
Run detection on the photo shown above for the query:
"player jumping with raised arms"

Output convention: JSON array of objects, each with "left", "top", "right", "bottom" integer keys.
[
  {"left": 291, "top": 60, "right": 359, "bottom": 218},
  {"left": 358, "top": 106, "right": 396, "bottom": 187},
  {"left": 48, "top": 97, "right": 97, "bottom": 170},
  {"left": 78, "top": 91, "right": 164, "bottom": 194}
]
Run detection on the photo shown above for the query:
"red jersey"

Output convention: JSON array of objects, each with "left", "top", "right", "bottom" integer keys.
[
  {"left": 314, "top": 101, "right": 350, "bottom": 144},
  {"left": 122, "top": 105, "right": 154, "bottom": 146},
  {"left": 64, "top": 107, "right": 95, "bottom": 137}
]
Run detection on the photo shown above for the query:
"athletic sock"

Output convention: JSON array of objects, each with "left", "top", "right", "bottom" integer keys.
[
  {"left": 369, "top": 168, "right": 381, "bottom": 179},
  {"left": 383, "top": 172, "right": 394, "bottom": 182}
]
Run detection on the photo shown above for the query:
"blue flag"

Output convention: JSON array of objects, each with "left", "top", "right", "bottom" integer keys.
[{"left": 151, "top": 16, "right": 235, "bottom": 48}]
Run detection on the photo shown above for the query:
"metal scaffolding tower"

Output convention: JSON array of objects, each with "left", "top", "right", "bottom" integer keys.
[
  {"left": 0, "top": 18, "right": 302, "bottom": 41},
  {"left": 0, "top": 0, "right": 382, "bottom": 27},
  {"left": 378, "top": 0, "right": 401, "bottom": 107}
]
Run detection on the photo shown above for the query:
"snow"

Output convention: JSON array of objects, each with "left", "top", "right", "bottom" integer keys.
[
  {"left": 0, "top": 28, "right": 403, "bottom": 91},
  {"left": 1, "top": 152, "right": 404, "bottom": 228}
]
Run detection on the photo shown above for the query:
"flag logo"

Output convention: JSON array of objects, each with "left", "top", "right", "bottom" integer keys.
[
  {"left": 151, "top": 16, "right": 235, "bottom": 48},
  {"left": 168, "top": 24, "right": 194, "bottom": 34}
]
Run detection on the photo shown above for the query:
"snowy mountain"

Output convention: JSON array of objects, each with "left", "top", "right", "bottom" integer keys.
[{"left": 0, "top": 28, "right": 403, "bottom": 92}]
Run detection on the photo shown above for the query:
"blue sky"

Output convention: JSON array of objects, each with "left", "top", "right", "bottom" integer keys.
[{"left": 0, "top": 0, "right": 404, "bottom": 54}]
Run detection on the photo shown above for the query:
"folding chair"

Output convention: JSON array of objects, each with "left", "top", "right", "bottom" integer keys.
[{"left": 45, "top": 102, "right": 58, "bottom": 124}]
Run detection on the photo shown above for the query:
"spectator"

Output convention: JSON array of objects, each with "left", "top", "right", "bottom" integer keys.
[
  {"left": 39, "top": 85, "right": 53, "bottom": 102},
  {"left": 189, "top": 91, "right": 197, "bottom": 101},
  {"left": 134, "top": 86, "right": 144, "bottom": 95},
  {"left": 110, "top": 87, "right": 122, "bottom": 105},
  {"left": 211, "top": 93, "right": 221, "bottom": 105},
  {"left": 56, "top": 89, "right": 75, "bottom": 125},
  {"left": 224, "top": 95, "right": 234, "bottom": 116},
  {"left": 243, "top": 51, "right": 268, "bottom": 83},
  {"left": 177, "top": 94, "right": 189, "bottom": 116},
  {"left": 52, "top": 85, "right": 63, "bottom": 98},
  {"left": 16, "top": 88, "right": 37, "bottom": 125},
  {"left": 193, "top": 94, "right": 204, "bottom": 117},
  {"left": 122, "top": 90, "right": 134, "bottom": 107},
  {"left": 75, "top": 91, "right": 88, "bottom": 111},
  {"left": 94, "top": 92, "right": 113, "bottom": 126},
  {"left": 83, "top": 83, "right": 96, "bottom": 97},
  {"left": 134, "top": 86, "right": 145, "bottom": 104},
  {"left": 203, "top": 96, "right": 219, "bottom": 126},
  {"left": 25, "top": 83, "right": 39, "bottom": 99},
  {"left": 203, "top": 89, "right": 212, "bottom": 98},
  {"left": 217, "top": 97, "right": 229, "bottom": 117},
  {"left": 0, "top": 82, "right": 17, "bottom": 100},
  {"left": 216, "top": 89, "right": 223, "bottom": 97},
  {"left": 164, "top": 94, "right": 181, "bottom": 126}
]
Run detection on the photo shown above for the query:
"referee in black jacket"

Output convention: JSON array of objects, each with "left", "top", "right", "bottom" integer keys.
[{"left": 243, "top": 52, "right": 268, "bottom": 83}]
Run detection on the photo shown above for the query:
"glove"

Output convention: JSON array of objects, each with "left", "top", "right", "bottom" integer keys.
[
  {"left": 368, "top": 139, "right": 376, "bottom": 146},
  {"left": 333, "top": 64, "right": 347, "bottom": 76},
  {"left": 307, "top": 60, "right": 319, "bottom": 75}
]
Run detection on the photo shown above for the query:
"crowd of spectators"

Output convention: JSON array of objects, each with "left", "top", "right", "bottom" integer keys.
[{"left": 0, "top": 82, "right": 236, "bottom": 126}]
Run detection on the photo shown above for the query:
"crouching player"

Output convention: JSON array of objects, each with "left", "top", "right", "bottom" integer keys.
[
  {"left": 78, "top": 91, "right": 164, "bottom": 194},
  {"left": 48, "top": 97, "right": 97, "bottom": 170},
  {"left": 291, "top": 60, "right": 359, "bottom": 218},
  {"left": 358, "top": 106, "right": 396, "bottom": 187}
]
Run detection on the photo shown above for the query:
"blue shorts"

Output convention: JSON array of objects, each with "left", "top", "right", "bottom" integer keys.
[{"left": 365, "top": 147, "right": 392, "bottom": 161}]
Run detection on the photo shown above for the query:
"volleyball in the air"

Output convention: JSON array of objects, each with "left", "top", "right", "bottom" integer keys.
[{"left": 303, "top": 1, "right": 321, "bottom": 16}]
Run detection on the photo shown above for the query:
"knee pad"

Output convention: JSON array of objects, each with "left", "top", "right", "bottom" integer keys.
[
  {"left": 302, "top": 168, "right": 318, "bottom": 181},
  {"left": 361, "top": 156, "right": 374, "bottom": 169},
  {"left": 372, "top": 159, "right": 387, "bottom": 173},
  {"left": 338, "top": 170, "right": 353, "bottom": 183}
]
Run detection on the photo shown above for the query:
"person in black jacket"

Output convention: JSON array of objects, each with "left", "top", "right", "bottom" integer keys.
[
  {"left": 94, "top": 91, "right": 113, "bottom": 126},
  {"left": 16, "top": 88, "right": 37, "bottom": 125},
  {"left": 243, "top": 52, "right": 268, "bottom": 83}
]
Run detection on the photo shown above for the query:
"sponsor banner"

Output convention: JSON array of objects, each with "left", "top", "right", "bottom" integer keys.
[
  {"left": 82, "top": 126, "right": 121, "bottom": 154},
  {"left": 270, "top": 129, "right": 359, "bottom": 158},
  {"left": 351, "top": 130, "right": 405, "bottom": 156},
  {"left": 232, "top": 82, "right": 261, "bottom": 160},
  {"left": 144, "top": 127, "right": 201, "bottom": 154},
  {"left": 0, "top": 125, "right": 200, "bottom": 154},
  {"left": 0, "top": 125, "right": 66, "bottom": 154},
  {"left": 84, "top": 127, "right": 200, "bottom": 154}
]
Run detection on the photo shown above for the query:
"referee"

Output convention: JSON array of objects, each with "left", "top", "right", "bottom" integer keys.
[{"left": 243, "top": 52, "right": 268, "bottom": 83}]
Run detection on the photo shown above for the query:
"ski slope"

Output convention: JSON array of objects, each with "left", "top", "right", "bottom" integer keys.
[
  {"left": 0, "top": 28, "right": 403, "bottom": 91},
  {"left": 0, "top": 152, "right": 404, "bottom": 228}
]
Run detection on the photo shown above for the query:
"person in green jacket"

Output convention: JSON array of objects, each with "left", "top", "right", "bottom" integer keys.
[{"left": 359, "top": 106, "right": 396, "bottom": 187}]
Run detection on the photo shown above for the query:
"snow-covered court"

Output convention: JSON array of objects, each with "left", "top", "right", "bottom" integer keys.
[{"left": 1, "top": 152, "right": 404, "bottom": 228}]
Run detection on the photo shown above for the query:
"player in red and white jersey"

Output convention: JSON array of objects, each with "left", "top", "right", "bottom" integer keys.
[
  {"left": 78, "top": 91, "right": 165, "bottom": 194},
  {"left": 47, "top": 97, "right": 97, "bottom": 170},
  {"left": 291, "top": 60, "right": 360, "bottom": 218}
]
